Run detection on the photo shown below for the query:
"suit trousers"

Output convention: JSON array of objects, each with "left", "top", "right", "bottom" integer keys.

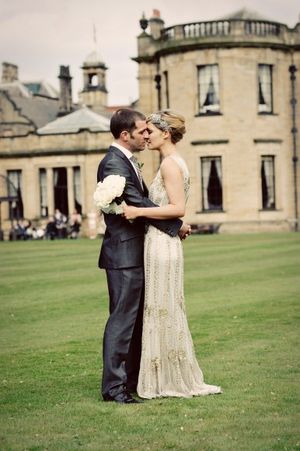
[{"left": 102, "top": 266, "right": 144, "bottom": 397}]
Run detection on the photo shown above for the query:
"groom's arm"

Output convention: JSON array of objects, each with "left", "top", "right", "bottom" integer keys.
[{"left": 99, "top": 156, "right": 183, "bottom": 237}]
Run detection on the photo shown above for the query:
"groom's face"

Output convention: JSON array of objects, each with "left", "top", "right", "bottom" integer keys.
[{"left": 128, "top": 120, "right": 149, "bottom": 152}]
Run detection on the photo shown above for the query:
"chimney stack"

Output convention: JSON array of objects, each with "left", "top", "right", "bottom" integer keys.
[
  {"left": 57, "top": 65, "right": 73, "bottom": 117},
  {"left": 149, "top": 9, "right": 164, "bottom": 39},
  {"left": 2, "top": 62, "right": 18, "bottom": 83}
]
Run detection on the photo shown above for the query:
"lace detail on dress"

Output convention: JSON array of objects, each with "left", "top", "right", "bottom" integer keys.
[{"left": 137, "top": 154, "right": 222, "bottom": 398}]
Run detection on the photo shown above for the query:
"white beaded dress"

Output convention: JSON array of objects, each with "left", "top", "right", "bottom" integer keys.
[{"left": 137, "top": 154, "right": 222, "bottom": 398}]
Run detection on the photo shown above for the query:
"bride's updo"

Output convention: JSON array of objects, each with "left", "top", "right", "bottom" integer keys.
[{"left": 147, "top": 110, "right": 186, "bottom": 144}]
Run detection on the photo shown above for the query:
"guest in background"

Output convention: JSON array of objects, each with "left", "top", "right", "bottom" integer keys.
[{"left": 69, "top": 209, "right": 82, "bottom": 239}]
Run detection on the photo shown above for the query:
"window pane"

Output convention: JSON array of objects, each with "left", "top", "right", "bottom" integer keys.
[
  {"left": 261, "top": 156, "right": 275, "bottom": 209},
  {"left": 198, "top": 64, "right": 220, "bottom": 113},
  {"left": 201, "top": 157, "right": 223, "bottom": 210},
  {"left": 258, "top": 64, "right": 273, "bottom": 113},
  {"left": 53, "top": 167, "right": 68, "bottom": 216},
  {"left": 7, "top": 170, "right": 23, "bottom": 219},
  {"left": 73, "top": 166, "right": 82, "bottom": 214},
  {"left": 39, "top": 168, "right": 48, "bottom": 217},
  {"left": 163, "top": 71, "right": 170, "bottom": 109}
]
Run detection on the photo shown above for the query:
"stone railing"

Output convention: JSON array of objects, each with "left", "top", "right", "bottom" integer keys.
[
  {"left": 161, "top": 19, "right": 287, "bottom": 41},
  {"left": 162, "top": 21, "right": 230, "bottom": 40},
  {"left": 244, "top": 20, "right": 281, "bottom": 36}
]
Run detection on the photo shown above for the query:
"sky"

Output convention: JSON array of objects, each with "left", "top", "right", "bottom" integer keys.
[{"left": 0, "top": 0, "right": 299, "bottom": 105}]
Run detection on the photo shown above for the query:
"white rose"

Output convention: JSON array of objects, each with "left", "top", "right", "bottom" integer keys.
[{"left": 93, "top": 175, "right": 126, "bottom": 214}]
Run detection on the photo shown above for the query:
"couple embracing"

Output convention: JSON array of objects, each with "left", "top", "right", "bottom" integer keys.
[{"left": 97, "top": 108, "right": 222, "bottom": 403}]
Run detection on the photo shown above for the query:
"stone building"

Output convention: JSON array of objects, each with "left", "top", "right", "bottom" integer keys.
[
  {"left": 134, "top": 8, "right": 300, "bottom": 232},
  {"left": 0, "top": 8, "right": 299, "bottom": 237},
  {"left": 0, "top": 54, "right": 112, "bottom": 238}
]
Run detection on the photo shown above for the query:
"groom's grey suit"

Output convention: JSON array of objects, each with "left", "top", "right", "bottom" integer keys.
[{"left": 97, "top": 146, "right": 182, "bottom": 399}]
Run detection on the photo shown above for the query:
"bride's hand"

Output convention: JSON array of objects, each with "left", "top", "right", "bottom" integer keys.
[{"left": 123, "top": 205, "right": 140, "bottom": 220}]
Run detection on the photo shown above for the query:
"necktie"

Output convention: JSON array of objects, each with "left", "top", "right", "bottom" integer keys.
[{"left": 130, "top": 156, "right": 143, "bottom": 187}]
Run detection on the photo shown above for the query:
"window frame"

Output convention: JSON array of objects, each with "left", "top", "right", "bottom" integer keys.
[
  {"left": 258, "top": 64, "right": 273, "bottom": 114},
  {"left": 197, "top": 64, "right": 221, "bottom": 115},
  {"left": 200, "top": 156, "right": 223, "bottom": 212},
  {"left": 260, "top": 155, "right": 276, "bottom": 210}
]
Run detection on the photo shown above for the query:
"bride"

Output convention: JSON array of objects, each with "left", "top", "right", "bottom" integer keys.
[{"left": 123, "top": 111, "right": 222, "bottom": 399}]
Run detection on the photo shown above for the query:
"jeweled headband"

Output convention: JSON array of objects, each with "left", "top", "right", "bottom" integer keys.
[{"left": 148, "top": 113, "right": 171, "bottom": 131}]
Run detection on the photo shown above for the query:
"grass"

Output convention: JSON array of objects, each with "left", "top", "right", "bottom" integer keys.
[{"left": 0, "top": 233, "right": 299, "bottom": 451}]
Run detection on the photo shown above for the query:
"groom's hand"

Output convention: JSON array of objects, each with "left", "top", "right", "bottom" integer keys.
[{"left": 178, "top": 223, "right": 192, "bottom": 240}]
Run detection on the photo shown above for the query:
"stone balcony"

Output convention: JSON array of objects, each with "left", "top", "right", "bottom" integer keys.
[{"left": 136, "top": 19, "right": 300, "bottom": 60}]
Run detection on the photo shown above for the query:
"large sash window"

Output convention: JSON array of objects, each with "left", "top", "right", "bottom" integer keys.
[
  {"left": 7, "top": 170, "right": 23, "bottom": 219},
  {"left": 261, "top": 156, "right": 276, "bottom": 209},
  {"left": 198, "top": 64, "right": 220, "bottom": 114},
  {"left": 258, "top": 64, "right": 273, "bottom": 113},
  {"left": 39, "top": 168, "right": 48, "bottom": 217},
  {"left": 201, "top": 157, "right": 223, "bottom": 211}
]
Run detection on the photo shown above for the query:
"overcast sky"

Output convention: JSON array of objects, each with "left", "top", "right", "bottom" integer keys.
[{"left": 0, "top": 0, "right": 299, "bottom": 105}]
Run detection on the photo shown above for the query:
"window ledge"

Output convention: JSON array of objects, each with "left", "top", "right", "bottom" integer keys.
[
  {"left": 195, "top": 112, "right": 222, "bottom": 117},
  {"left": 258, "top": 112, "right": 278, "bottom": 116},
  {"left": 259, "top": 208, "right": 278, "bottom": 212},
  {"left": 191, "top": 139, "right": 229, "bottom": 146},
  {"left": 196, "top": 210, "right": 225, "bottom": 214}
]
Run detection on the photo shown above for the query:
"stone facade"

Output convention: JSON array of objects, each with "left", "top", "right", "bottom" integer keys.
[{"left": 134, "top": 9, "right": 300, "bottom": 232}]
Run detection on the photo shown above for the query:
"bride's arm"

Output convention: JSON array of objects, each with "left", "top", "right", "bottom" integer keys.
[{"left": 123, "top": 158, "right": 186, "bottom": 220}]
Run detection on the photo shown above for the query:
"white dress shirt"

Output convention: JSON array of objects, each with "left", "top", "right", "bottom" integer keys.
[{"left": 112, "top": 142, "right": 142, "bottom": 181}]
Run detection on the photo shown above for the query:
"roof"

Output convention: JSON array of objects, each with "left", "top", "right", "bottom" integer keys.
[
  {"left": 37, "top": 106, "right": 111, "bottom": 135},
  {"left": 219, "top": 8, "right": 272, "bottom": 22},
  {"left": 9, "top": 93, "right": 59, "bottom": 128},
  {"left": 23, "top": 80, "right": 58, "bottom": 98},
  {"left": 83, "top": 50, "right": 106, "bottom": 67},
  {"left": 0, "top": 81, "right": 60, "bottom": 128}
]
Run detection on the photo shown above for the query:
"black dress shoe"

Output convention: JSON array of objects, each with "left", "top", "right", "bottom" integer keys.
[{"left": 103, "top": 390, "right": 143, "bottom": 404}]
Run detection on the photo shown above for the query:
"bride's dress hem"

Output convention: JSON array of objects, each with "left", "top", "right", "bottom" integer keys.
[{"left": 138, "top": 385, "right": 223, "bottom": 400}]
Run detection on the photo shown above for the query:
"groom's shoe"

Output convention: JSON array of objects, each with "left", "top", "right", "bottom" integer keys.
[{"left": 103, "top": 390, "right": 143, "bottom": 404}]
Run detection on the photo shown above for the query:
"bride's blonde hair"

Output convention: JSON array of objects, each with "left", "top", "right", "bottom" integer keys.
[{"left": 147, "top": 110, "right": 186, "bottom": 144}]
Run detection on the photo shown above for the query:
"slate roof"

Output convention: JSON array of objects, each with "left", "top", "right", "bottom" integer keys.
[
  {"left": 23, "top": 80, "right": 59, "bottom": 98},
  {"left": 0, "top": 80, "right": 59, "bottom": 128},
  {"left": 37, "top": 106, "right": 110, "bottom": 135}
]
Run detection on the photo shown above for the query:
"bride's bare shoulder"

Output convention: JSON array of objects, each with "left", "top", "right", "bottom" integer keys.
[{"left": 160, "top": 156, "right": 183, "bottom": 179}]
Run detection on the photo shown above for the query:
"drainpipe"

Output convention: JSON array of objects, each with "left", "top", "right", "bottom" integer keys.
[
  {"left": 289, "top": 64, "right": 298, "bottom": 231},
  {"left": 154, "top": 57, "right": 161, "bottom": 111}
]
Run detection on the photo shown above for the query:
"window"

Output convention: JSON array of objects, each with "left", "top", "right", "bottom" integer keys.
[
  {"left": 198, "top": 64, "right": 220, "bottom": 114},
  {"left": 39, "top": 169, "right": 48, "bottom": 217},
  {"left": 7, "top": 170, "right": 23, "bottom": 219},
  {"left": 53, "top": 167, "right": 68, "bottom": 216},
  {"left": 261, "top": 156, "right": 276, "bottom": 209},
  {"left": 73, "top": 166, "right": 82, "bottom": 214},
  {"left": 258, "top": 64, "right": 273, "bottom": 113},
  {"left": 163, "top": 71, "right": 170, "bottom": 109},
  {"left": 201, "top": 157, "right": 223, "bottom": 211}
]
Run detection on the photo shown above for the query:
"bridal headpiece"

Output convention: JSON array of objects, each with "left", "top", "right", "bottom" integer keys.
[{"left": 148, "top": 113, "right": 171, "bottom": 131}]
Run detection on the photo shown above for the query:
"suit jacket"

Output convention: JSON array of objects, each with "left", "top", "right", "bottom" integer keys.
[{"left": 97, "top": 146, "right": 182, "bottom": 269}]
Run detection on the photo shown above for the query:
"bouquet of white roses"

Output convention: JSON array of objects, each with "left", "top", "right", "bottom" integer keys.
[{"left": 93, "top": 174, "right": 126, "bottom": 215}]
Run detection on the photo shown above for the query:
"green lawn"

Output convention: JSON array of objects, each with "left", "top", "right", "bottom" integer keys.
[{"left": 0, "top": 233, "right": 299, "bottom": 451}]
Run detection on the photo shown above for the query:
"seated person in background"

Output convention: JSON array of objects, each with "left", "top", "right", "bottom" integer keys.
[
  {"left": 45, "top": 216, "right": 57, "bottom": 240},
  {"left": 69, "top": 209, "right": 82, "bottom": 239}
]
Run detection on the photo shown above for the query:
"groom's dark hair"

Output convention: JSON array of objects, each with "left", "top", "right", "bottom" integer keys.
[{"left": 110, "top": 108, "right": 146, "bottom": 139}]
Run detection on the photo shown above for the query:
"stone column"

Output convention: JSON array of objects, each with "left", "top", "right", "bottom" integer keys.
[
  {"left": 67, "top": 166, "right": 75, "bottom": 215},
  {"left": 46, "top": 168, "right": 54, "bottom": 216}
]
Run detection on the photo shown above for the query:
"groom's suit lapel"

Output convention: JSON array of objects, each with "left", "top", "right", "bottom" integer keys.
[{"left": 109, "top": 146, "right": 146, "bottom": 195}]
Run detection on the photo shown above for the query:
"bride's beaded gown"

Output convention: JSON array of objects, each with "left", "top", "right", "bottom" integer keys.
[{"left": 137, "top": 154, "right": 222, "bottom": 398}]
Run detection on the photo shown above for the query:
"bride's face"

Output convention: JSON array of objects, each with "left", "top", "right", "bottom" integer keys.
[{"left": 146, "top": 122, "right": 168, "bottom": 150}]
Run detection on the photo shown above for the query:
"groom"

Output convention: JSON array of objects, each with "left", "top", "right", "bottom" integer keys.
[{"left": 97, "top": 108, "right": 190, "bottom": 403}]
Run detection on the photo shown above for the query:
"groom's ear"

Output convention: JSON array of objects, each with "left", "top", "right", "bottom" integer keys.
[{"left": 120, "top": 130, "right": 129, "bottom": 142}]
